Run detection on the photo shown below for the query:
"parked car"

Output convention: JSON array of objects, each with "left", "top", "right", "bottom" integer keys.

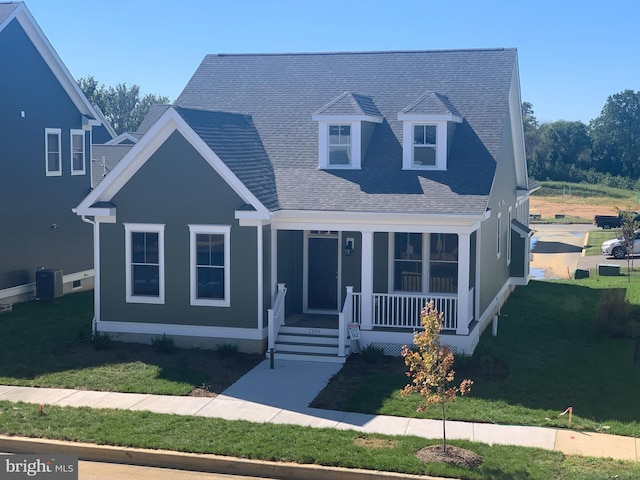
[
  {"left": 593, "top": 211, "right": 640, "bottom": 229},
  {"left": 601, "top": 231, "right": 640, "bottom": 259}
]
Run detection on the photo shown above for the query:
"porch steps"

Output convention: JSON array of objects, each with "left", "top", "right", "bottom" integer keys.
[{"left": 269, "top": 325, "right": 350, "bottom": 363}]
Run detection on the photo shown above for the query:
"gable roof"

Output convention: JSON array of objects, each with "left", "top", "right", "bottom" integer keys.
[
  {"left": 313, "top": 92, "right": 383, "bottom": 118},
  {"left": 0, "top": 2, "right": 99, "bottom": 120},
  {"left": 136, "top": 104, "right": 171, "bottom": 133},
  {"left": 175, "top": 49, "right": 519, "bottom": 216},
  {"left": 399, "top": 91, "right": 462, "bottom": 118},
  {"left": 76, "top": 106, "right": 274, "bottom": 217}
]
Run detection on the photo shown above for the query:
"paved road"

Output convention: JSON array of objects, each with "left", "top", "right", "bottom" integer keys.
[{"left": 530, "top": 223, "right": 610, "bottom": 279}]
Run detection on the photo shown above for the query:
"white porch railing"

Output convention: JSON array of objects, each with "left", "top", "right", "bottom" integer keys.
[
  {"left": 337, "top": 286, "right": 354, "bottom": 357},
  {"left": 352, "top": 292, "right": 465, "bottom": 331},
  {"left": 267, "top": 283, "right": 287, "bottom": 350}
]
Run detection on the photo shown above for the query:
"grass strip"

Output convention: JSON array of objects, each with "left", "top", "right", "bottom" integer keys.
[{"left": 1, "top": 400, "right": 640, "bottom": 480}]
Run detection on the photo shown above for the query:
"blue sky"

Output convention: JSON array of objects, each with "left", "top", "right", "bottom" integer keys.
[{"left": 22, "top": 0, "right": 640, "bottom": 124}]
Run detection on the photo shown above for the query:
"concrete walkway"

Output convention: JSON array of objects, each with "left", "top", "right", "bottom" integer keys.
[{"left": 0, "top": 359, "right": 637, "bottom": 463}]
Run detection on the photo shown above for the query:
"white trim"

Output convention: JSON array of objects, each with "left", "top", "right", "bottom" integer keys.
[
  {"left": 317, "top": 122, "right": 362, "bottom": 170},
  {"left": 312, "top": 114, "right": 383, "bottom": 123},
  {"left": 124, "top": 223, "right": 165, "bottom": 304},
  {"left": 270, "top": 228, "right": 278, "bottom": 304},
  {"left": 360, "top": 231, "right": 374, "bottom": 330},
  {"left": 401, "top": 121, "right": 448, "bottom": 170},
  {"left": 507, "top": 207, "right": 512, "bottom": 265},
  {"left": 75, "top": 108, "right": 269, "bottom": 218},
  {"left": 70, "top": 129, "right": 86, "bottom": 175},
  {"left": 96, "top": 321, "right": 265, "bottom": 340},
  {"left": 188, "top": 225, "right": 231, "bottom": 307},
  {"left": 257, "top": 225, "right": 263, "bottom": 330},
  {"left": 45, "top": 128, "right": 62, "bottom": 176},
  {"left": 7, "top": 6, "right": 99, "bottom": 119},
  {"left": 398, "top": 113, "right": 463, "bottom": 123},
  {"left": 496, "top": 212, "right": 502, "bottom": 259},
  {"left": 105, "top": 132, "right": 139, "bottom": 145}
]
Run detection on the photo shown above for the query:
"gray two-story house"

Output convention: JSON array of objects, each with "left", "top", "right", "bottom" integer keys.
[
  {"left": 76, "top": 49, "right": 532, "bottom": 361},
  {"left": 0, "top": 2, "right": 99, "bottom": 303}
]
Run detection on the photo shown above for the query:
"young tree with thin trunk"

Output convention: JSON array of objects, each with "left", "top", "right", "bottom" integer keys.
[
  {"left": 616, "top": 208, "right": 640, "bottom": 281},
  {"left": 401, "top": 302, "right": 473, "bottom": 454}
]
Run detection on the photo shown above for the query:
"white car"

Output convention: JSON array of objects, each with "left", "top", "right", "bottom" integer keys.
[{"left": 601, "top": 231, "right": 640, "bottom": 259}]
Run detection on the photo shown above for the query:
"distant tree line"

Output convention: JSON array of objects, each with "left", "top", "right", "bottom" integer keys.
[
  {"left": 78, "top": 76, "right": 169, "bottom": 135},
  {"left": 524, "top": 89, "right": 640, "bottom": 190}
]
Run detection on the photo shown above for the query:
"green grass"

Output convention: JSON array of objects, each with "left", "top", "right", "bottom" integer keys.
[
  {"left": 584, "top": 229, "right": 619, "bottom": 256},
  {"left": 1, "top": 401, "right": 640, "bottom": 480},
  {"left": 0, "top": 291, "right": 262, "bottom": 394},
  {"left": 536, "top": 181, "right": 640, "bottom": 202},
  {"left": 316, "top": 278, "right": 640, "bottom": 438}
]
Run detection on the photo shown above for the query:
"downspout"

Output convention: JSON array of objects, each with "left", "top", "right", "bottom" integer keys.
[{"left": 80, "top": 215, "right": 99, "bottom": 335}]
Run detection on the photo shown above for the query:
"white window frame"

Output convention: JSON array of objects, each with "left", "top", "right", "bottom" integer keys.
[
  {"left": 401, "top": 121, "right": 447, "bottom": 170},
  {"left": 496, "top": 212, "right": 502, "bottom": 259},
  {"left": 189, "top": 225, "right": 231, "bottom": 307},
  {"left": 317, "top": 121, "right": 362, "bottom": 169},
  {"left": 125, "top": 223, "right": 165, "bottom": 304},
  {"left": 45, "top": 128, "right": 62, "bottom": 176},
  {"left": 70, "top": 129, "right": 86, "bottom": 175}
]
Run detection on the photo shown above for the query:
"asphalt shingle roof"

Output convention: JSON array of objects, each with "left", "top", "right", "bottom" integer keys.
[
  {"left": 175, "top": 107, "right": 279, "bottom": 210},
  {"left": 0, "top": 2, "right": 20, "bottom": 25},
  {"left": 314, "top": 92, "right": 383, "bottom": 118},
  {"left": 175, "top": 49, "right": 518, "bottom": 215},
  {"left": 92, "top": 144, "right": 133, "bottom": 188}
]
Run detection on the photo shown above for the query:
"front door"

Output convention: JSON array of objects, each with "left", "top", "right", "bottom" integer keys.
[{"left": 307, "top": 234, "right": 339, "bottom": 310}]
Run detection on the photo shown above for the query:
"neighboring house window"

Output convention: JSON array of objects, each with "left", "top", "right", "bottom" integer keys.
[
  {"left": 45, "top": 128, "right": 62, "bottom": 176},
  {"left": 125, "top": 223, "right": 165, "bottom": 304},
  {"left": 70, "top": 130, "right": 85, "bottom": 175},
  {"left": 393, "top": 233, "right": 423, "bottom": 292},
  {"left": 328, "top": 125, "right": 351, "bottom": 165},
  {"left": 189, "top": 225, "right": 230, "bottom": 307},
  {"left": 430, "top": 233, "right": 458, "bottom": 293},
  {"left": 507, "top": 207, "right": 512, "bottom": 265},
  {"left": 412, "top": 124, "right": 437, "bottom": 166},
  {"left": 496, "top": 212, "right": 502, "bottom": 259}
]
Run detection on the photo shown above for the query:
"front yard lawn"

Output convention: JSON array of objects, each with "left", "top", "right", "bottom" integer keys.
[
  {"left": 0, "top": 291, "right": 262, "bottom": 395},
  {"left": 312, "top": 278, "right": 640, "bottom": 437}
]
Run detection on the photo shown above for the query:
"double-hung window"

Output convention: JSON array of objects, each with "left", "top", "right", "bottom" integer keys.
[
  {"left": 413, "top": 124, "right": 437, "bottom": 166},
  {"left": 125, "top": 224, "right": 164, "bottom": 304},
  {"left": 328, "top": 125, "right": 351, "bottom": 166},
  {"left": 45, "top": 128, "right": 62, "bottom": 176},
  {"left": 70, "top": 130, "right": 85, "bottom": 175},
  {"left": 189, "top": 225, "right": 230, "bottom": 306}
]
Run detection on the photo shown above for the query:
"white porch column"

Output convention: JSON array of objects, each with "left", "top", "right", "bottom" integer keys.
[
  {"left": 456, "top": 233, "right": 471, "bottom": 335},
  {"left": 257, "top": 225, "right": 263, "bottom": 330},
  {"left": 360, "top": 231, "right": 374, "bottom": 330},
  {"left": 270, "top": 227, "right": 278, "bottom": 304}
]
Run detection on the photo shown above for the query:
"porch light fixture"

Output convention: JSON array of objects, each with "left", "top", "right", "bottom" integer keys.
[{"left": 344, "top": 238, "right": 354, "bottom": 256}]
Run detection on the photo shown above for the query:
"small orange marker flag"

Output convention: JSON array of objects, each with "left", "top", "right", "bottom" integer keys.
[{"left": 559, "top": 406, "right": 573, "bottom": 428}]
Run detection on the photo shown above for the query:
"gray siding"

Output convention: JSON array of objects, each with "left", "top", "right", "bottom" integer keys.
[
  {"left": 0, "top": 19, "right": 92, "bottom": 291},
  {"left": 478, "top": 100, "right": 519, "bottom": 315},
  {"left": 99, "top": 131, "right": 259, "bottom": 328},
  {"left": 277, "top": 230, "right": 303, "bottom": 315}
]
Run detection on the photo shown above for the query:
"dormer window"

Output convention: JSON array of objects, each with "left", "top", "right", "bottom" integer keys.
[
  {"left": 398, "top": 91, "right": 463, "bottom": 171},
  {"left": 313, "top": 92, "right": 383, "bottom": 170},
  {"left": 413, "top": 124, "right": 437, "bottom": 166},
  {"left": 328, "top": 125, "right": 351, "bottom": 166}
]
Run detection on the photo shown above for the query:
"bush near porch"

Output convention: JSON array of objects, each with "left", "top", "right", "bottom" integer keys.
[{"left": 312, "top": 276, "right": 640, "bottom": 438}]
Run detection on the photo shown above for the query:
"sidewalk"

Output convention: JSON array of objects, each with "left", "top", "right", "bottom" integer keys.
[{"left": 0, "top": 359, "right": 637, "bottom": 464}]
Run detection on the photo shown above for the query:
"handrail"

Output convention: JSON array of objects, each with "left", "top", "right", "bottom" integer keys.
[
  {"left": 267, "top": 283, "right": 287, "bottom": 351},
  {"left": 338, "top": 286, "right": 354, "bottom": 357}
]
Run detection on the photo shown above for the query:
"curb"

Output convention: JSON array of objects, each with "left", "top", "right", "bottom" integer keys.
[{"left": 0, "top": 435, "right": 450, "bottom": 480}]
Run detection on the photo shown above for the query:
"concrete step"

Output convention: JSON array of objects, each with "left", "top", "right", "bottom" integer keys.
[
  {"left": 275, "top": 341, "right": 339, "bottom": 355},
  {"left": 268, "top": 351, "right": 348, "bottom": 363},
  {"left": 279, "top": 325, "right": 339, "bottom": 337},
  {"left": 276, "top": 333, "right": 341, "bottom": 345}
]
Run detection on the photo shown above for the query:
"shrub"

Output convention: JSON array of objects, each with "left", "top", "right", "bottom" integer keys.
[
  {"left": 91, "top": 331, "right": 112, "bottom": 350},
  {"left": 596, "top": 289, "right": 632, "bottom": 338},
  {"left": 359, "top": 344, "right": 386, "bottom": 362},
  {"left": 215, "top": 343, "right": 239, "bottom": 358},
  {"left": 151, "top": 333, "right": 176, "bottom": 354}
]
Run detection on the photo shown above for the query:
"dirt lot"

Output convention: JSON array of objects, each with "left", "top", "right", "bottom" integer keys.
[{"left": 530, "top": 198, "right": 617, "bottom": 220}]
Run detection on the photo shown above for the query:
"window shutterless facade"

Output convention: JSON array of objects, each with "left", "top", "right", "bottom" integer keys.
[
  {"left": 124, "top": 223, "right": 165, "bottom": 304},
  {"left": 412, "top": 124, "right": 437, "bottom": 166},
  {"left": 45, "top": 128, "right": 62, "bottom": 176},
  {"left": 328, "top": 124, "right": 351, "bottom": 166},
  {"left": 189, "top": 225, "right": 230, "bottom": 307},
  {"left": 70, "top": 129, "right": 85, "bottom": 175}
]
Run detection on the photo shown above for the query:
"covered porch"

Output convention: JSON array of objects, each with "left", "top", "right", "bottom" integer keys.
[{"left": 266, "top": 219, "right": 482, "bottom": 360}]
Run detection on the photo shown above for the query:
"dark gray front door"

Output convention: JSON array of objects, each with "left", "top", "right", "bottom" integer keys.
[{"left": 308, "top": 236, "right": 338, "bottom": 310}]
